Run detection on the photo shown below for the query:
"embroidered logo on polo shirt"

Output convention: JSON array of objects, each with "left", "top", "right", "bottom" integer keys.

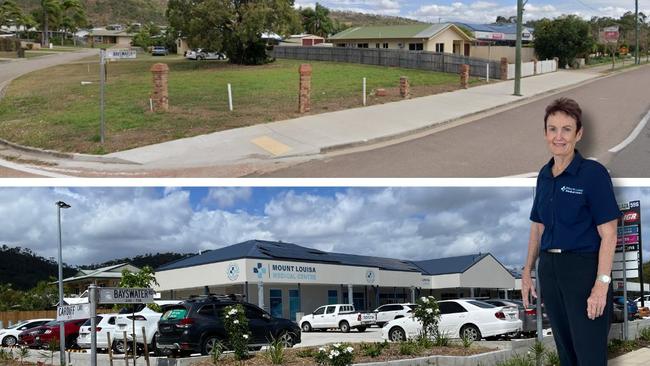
[{"left": 560, "top": 185, "right": 584, "bottom": 195}]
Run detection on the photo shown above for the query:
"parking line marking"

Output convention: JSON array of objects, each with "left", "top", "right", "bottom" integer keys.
[{"left": 251, "top": 136, "right": 292, "bottom": 156}]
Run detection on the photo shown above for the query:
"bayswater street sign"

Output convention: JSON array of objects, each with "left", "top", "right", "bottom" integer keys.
[
  {"left": 106, "top": 49, "right": 137, "bottom": 59},
  {"left": 98, "top": 287, "right": 156, "bottom": 304},
  {"left": 57, "top": 303, "right": 91, "bottom": 321}
]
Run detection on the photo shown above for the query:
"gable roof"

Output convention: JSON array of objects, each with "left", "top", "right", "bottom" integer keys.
[
  {"left": 329, "top": 23, "right": 472, "bottom": 41},
  {"left": 63, "top": 263, "right": 139, "bottom": 283},
  {"left": 456, "top": 22, "right": 534, "bottom": 35},
  {"left": 157, "top": 239, "right": 422, "bottom": 272},
  {"left": 412, "top": 253, "right": 492, "bottom": 275},
  {"left": 89, "top": 29, "right": 133, "bottom": 37}
]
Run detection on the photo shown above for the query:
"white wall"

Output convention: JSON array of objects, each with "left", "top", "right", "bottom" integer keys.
[
  {"left": 155, "top": 259, "right": 248, "bottom": 291},
  {"left": 461, "top": 255, "right": 515, "bottom": 289},
  {"left": 470, "top": 46, "right": 537, "bottom": 62}
]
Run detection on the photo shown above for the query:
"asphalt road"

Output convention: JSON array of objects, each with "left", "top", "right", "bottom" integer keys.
[{"left": 261, "top": 65, "right": 650, "bottom": 178}]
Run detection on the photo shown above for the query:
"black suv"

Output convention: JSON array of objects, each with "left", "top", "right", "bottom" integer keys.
[{"left": 156, "top": 295, "right": 301, "bottom": 356}]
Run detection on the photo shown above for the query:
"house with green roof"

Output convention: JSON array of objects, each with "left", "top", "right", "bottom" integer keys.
[{"left": 328, "top": 23, "right": 474, "bottom": 55}]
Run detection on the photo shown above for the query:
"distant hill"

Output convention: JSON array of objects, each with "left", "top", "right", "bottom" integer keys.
[
  {"left": 330, "top": 10, "right": 424, "bottom": 28},
  {"left": 16, "top": 0, "right": 168, "bottom": 26},
  {"left": 80, "top": 252, "right": 194, "bottom": 271},
  {"left": 0, "top": 245, "right": 76, "bottom": 291}
]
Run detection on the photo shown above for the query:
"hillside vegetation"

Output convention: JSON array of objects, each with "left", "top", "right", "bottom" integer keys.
[
  {"left": 330, "top": 10, "right": 424, "bottom": 27},
  {"left": 16, "top": 0, "right": 168, "bottom": 25}
]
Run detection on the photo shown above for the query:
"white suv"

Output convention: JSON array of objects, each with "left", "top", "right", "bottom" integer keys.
[
  {"left": 112, "top": 307, "right": 161, "bottom": 354},
  {"left": 635, "top": 295, "right": 650, "bottom": 309},
  {"left": 373, "top": 303, "right": 418, "bottom": 327},
  {"left": 77, "top": 314, "right": 118, "bottom": 349}
]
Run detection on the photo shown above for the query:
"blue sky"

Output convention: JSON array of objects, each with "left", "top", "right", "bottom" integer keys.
[
  {"left": 1, "top": 186, "right": 648, "bottom": 270},
  {"left": 293, "top": 1, "right": 650, "bottom": 23}
]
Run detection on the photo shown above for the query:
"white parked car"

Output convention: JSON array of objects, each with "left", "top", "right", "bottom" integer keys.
[
  {"left": 299, "top": 304, "right": 376, "bottom": 333},
  {"left": 635, "top": 295, "right": 650, "bottom": 309},
  {"left": 0, "top": 318, "right": 53, "bottom": 347},
  {"left": 381, "top": 299, "right": 521, "bottom": 342},
  {"left": 111, "top": 307, "right": 162, "bottom": 353},
  {"left": 77, "top": 314, "right": 118, "bottom": 349},
  {"left": 186, "top": 48, "right": 227, "bottom": 60},
  {"left": 373, "top": 303, "right": 418, "bottom": 327}
]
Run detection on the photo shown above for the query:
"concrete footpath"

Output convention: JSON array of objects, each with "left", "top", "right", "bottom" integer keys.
[
  {"left": 609, "top": 347, "right": 650, "bottom": 365},
  {"left": 104, "top": 68, "right": 603, "bottom": 169}
]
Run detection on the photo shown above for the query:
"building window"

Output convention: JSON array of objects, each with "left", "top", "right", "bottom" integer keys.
[
  {"left": 336, "top": 43, "right": 346, "bottom": 47},
  {"left": 375, "top": 43, "right": 380, "bottom": 48},
  {"left": 328, "top": 290, "right": 338, "bottom": 304},
  {"left": 408, "top": 43, "right": 424, "bottom": 51},
  {"left": 357, "top": 43, "right": 368, "bottom": 48},
  {"left": 270, "top": 289, "right": 283, "bottom": 318},
  {"left": 383, "top": 43, "right": 389, "bottom": 48},
  {"left": 435, "top": 43, "right": 445, "bottom": 53},
  {"left": 342, "top": 291, "right": 365, "bottom": 310},
  {"left": 289, "top": 289, "right": 300, "bottom": 321}
]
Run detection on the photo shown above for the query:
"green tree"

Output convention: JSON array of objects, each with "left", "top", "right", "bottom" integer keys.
[
  {"left": 38, "top": 0, "right": 62, "bottom": 46},
  {"left": 300, "top": 2, "right": 333, "bottom": 37},
  {"left": 118, "top": 266, "right": 159, "bottom": 289},
  {"left": 533, "top": 15, "right": 594, "bottom": 67},
  {"left": 19, "top": 280, "right": 58, "bottom": 310},
  {"left": 167, "top": 0, "right": 300, "bottom": 65},
  {"left": 60, "top": 0, "right": 86, "bottom": 45},
  {"left": 0, "top": 0, "right": 24, "bottom": 27}
]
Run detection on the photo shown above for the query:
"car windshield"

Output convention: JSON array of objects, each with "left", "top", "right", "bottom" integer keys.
[
  {"left": 44, "top": 320, "right": 58, "bottom": 326},
  {"left": 468, "top": 300, "right": 496, "bottom": 309},
  {"left": 7, "top": 320, "right": 29, "bottom": 329}
]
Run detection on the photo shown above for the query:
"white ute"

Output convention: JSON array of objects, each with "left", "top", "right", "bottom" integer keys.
[{"left": 299, "top": 304, "right": 376, "bottom": 333}]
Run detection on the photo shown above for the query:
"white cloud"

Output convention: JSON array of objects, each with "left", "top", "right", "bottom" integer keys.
[{"left": 205, "top": 187, "right": 252, "bottom": 208}]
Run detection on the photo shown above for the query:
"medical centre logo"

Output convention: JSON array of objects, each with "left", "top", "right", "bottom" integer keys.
[{"left": 560, "top": 186, "right": 583, "bottom": 195}]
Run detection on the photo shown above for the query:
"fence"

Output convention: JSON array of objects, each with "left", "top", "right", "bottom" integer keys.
[
  {"left": 0, "top": 309, "right": 114, "bottom": 329},
  {"left": 272, "top": 46, "right": 502, "bottom": 79},
  {"left": 506, "top": 59, "right": 558, "bottom": 79}
]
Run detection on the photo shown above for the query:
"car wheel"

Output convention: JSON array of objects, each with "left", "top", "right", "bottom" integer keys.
[
  {"left": 112, "top": 339, "right": 132, "bottom": 354},
  {"left": 339, "top": 321, "right": 350, "bottom": 333},
  {"left": 301, "top": 322, "right": 312, "bottom": 332},
  {"left": 357, "top": 326, "right": 366, "bottom": 332},
  {"left": 460, "top": 324, "right": 481, "bottom": 342},
  {"left": 389, "top": 327, "right": 406, "bottom": 342},
  {"left": 201, "top": 335, "right": 221, "bottom": 356},
  {"left": 278, "top": 332, "right": 295, "bottom": 348},
  {"left": 2, "top": 335, "right": 17, "bottom": 347},
  {"left": 66, "top": 336, "right": 80, "bottom": 350}
]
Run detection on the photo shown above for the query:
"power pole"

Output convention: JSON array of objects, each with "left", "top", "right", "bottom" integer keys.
[
  {"left": 514, "top": 0, "right": 526, "bottom": 96},
  {"left": 634, "top": 0, "right": 641, "bottom": 65}
]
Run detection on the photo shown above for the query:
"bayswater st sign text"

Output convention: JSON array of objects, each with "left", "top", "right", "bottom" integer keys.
[{"left": 98, "top": 287, "right": 156, "bottom": 304}]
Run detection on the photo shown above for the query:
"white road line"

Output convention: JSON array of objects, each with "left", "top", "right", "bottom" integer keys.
[
  {"left": 609, "top": 109, "right": 650, "bottom": 153},
  {"left": 0, "top": 158, "right": 71, "bottom": 178},
  {"left": 503, "top": 172, "right": 538, "bottom": 178}
]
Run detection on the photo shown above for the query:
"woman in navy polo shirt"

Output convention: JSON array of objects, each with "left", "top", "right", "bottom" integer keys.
[{"left": 521, "top": 98, "right": 620, "bottom": 366}]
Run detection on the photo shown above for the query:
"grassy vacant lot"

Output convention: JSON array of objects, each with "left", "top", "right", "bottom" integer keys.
[{"left": 0, "top": 54, "right": 484, "bottom": 154}]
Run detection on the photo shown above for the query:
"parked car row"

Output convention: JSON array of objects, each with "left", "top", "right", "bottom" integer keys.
[
  {"left": 185, "top": 48, "right": 227, "bottom": 61},
  {"left": 299, "top": 304, "right": 377, "bottom": 333}
]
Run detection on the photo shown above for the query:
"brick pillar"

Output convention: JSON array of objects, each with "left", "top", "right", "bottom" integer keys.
[
  {"left": 500, "top": 57, "right": 508, "bottom": 81},
  {"left": 150, "top": 63, "right": 169, "bottom": 112},
  {"left": 299, "top": 64, "right": 312, "bottom": 113},
  {"left": 460, "top": 64, "right": 470, "bottom": 89},
  {"left": 399, "top": 76, "right": 409, "bottom": 98}
]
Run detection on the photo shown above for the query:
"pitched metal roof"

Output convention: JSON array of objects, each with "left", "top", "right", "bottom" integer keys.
[
  {"left": 157, "top": 240, "right": 422, "bottom": 272},
  {"left": 412, "top": 253, "right": 492, "bottom": 275},
  {"left": 455, "top": 23, "right": 534, "bottom": 35},
  {"left": 329, "top": 23, "right": 467, "bottom": 41}
]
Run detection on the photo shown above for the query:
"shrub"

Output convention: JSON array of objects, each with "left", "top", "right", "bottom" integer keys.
[
  {"left": 223, "top": 304, "right": 250, "bottom": 360},
  {"left": 210, "top": 339, "right": 224, "bottom": 364},
  {"left": 315, "top": 343, "right": 355, "bottom": 366},
  {"left": 545, "top": 350, "right": 560, "bottom": 366},
  {"left": 265, "top": 336, "right": 285, "bottom": 365},
  {"left": 639, "top": 326, "right": 650, "bottom": 342},
  {"left": 433, "top": 330, "right": 451, "bottom": 347},
  {"left": 529, "top": 341, "right": 546, "bottom": 364},
  {"left": 398, "top": 339, "right": 421, "bottom": 356},
  {"left": 460, "top": 330, "right": 474, "bottom": 348},
  {"left": 496, "top": 354, "right": 534, "bottom": 366},
  {"left": 360, "top": 341, "right": 388, "bottom": 358},
  {"left": 0, "top": 37, "right": 21, "bottom": 52},
  {"left": 415, "top": 333, "right": 434, "bottom": 349},
  {"left": 413, "top": 296, "right": 441, "bottom": 338}
]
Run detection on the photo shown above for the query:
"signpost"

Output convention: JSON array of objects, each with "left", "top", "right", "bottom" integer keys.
[
  {"left": 56, "top": 303, "right": 91, "bottom": 321},
  {"left": 98, "top": 48, "right": 137, "bottom": 144},
  {"left": 600, "top": 26, "right": 620, "bottom": 70}
]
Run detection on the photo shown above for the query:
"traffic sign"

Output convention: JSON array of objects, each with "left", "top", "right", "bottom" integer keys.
[
  {"left": 57, "top": 303, "right": 91, "bottom": 321},
  {"left": 98, "top": 287, "right": 156, "bottom": 304},
  {"left": 106, "top": 49, "right": 137, "bottom": 59}
]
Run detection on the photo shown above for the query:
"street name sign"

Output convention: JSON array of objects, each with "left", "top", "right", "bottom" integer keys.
[
  {"left": 57, "top": 303, "right": 91, "bottom": 321},
  {"left": 98, "top": 287, "right": 156, "bottom": 304},
  {"left": 106, "top": 49, "right": 137, "bottom": 59}
]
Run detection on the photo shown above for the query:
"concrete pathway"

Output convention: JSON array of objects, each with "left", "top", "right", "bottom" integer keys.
[
  {"left": 104, "top": 68, "right": 603, "bottom": 169},
  {"left": 609, "top": 347, "right": 650, "bottom": 365}
]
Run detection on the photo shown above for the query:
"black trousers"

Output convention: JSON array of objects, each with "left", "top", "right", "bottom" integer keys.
[{"left": 538, "top": 251, "right": 612, "bottom": 366}]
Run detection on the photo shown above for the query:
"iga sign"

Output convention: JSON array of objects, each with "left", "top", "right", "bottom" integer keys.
[
  {"left": 600, "top": 26, "right": 620, "bottom": 43},
  {"left": 57, "top": 303, "right": 90, "bottom": 321},
  {"left": 98, "top": 287, "right": 156, "bottom": 304}
]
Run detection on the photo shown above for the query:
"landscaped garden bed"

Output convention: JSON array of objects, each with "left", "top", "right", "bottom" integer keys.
[{"left": 0, "top": 54, "right": 486, "bottom": 154}]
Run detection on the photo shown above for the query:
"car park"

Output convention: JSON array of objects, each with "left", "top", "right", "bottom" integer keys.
[
  {"left": 185, "top": 48, "right": 227, "bottom": 60},
  {"left": 0, "top": 318, "right": 53, "bottom": 347},
  {"left": 111, "top": 306, "right": 161, "bottom": 354},
  {"left": 156, "top": 294, "right": 300, "bottom": 356},
  {"left": 382, "top": 299, "right": 521, "bottom": 342},
  {"left": 373, "top": 303, "right": 417, "bottom": 327},
  {"left": 151, "top": 46, "right": 169, "bottom": 56},
  {"left": 613, "top": 296, "right": 639, "bottom": 322},
  {"left": 76, "top": 314, "right": 118, "bottom": 350},
  {"left": 18, "top": 319, "right": 87, "bottom": 349},
  {"left": 299, "top": 304, "right": 376, "bottom": 333},
  {"left": 484, "top": 299, "right": 550, "bottom": 336}
]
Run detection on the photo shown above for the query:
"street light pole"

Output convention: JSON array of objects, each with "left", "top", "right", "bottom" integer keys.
[
  {"left": 636, "top": 0, "right": 640, "bottom": 64},
  {"left": 514, "top": 0, "right": 526, "bottom": 96},
  {"left": 56, "top": 201, "right": 71, "bottom": 366}
]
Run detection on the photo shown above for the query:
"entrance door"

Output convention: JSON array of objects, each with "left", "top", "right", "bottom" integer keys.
[
  {"left": 464, "top": 43, "right": 470, "bottom": 56},
  {"left": 269, "top": 289, "right": 283, "bottom": 318},
  {"left": 289, "top": 289, "right": 300, "bottom": 321}
]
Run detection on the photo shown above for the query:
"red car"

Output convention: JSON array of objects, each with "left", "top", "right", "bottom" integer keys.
[{"left": 18, "top": 319, "right": 87, "bottom": 349}]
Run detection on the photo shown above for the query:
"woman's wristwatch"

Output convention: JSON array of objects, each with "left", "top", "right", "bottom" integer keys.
[{"left": 596, "top": 274, "right": 612, "bottom": 284}]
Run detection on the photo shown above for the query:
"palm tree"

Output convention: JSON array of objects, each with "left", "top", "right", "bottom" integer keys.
[
  {"left": 40, "top": 0, "right": 61, "bottom": 47},
  {"left": 60, "top": 0, "right": 86, "bottom": 45},
  {"left": 0, "top": 0, "right": 24, "bottom": 28},
  {"left": 301, "top": 3, "right": 333, "bottom": 37}
]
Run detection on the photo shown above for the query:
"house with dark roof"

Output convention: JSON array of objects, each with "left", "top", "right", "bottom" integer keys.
[
  {"left": 155, "top": 240, "right": 516, "bottom": 321},
  {"left": 328, "top": 23, "right": 473, "bottom": 55},
  {"left": 455, "top": 23, "right": 534, "bottom": 45}
]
